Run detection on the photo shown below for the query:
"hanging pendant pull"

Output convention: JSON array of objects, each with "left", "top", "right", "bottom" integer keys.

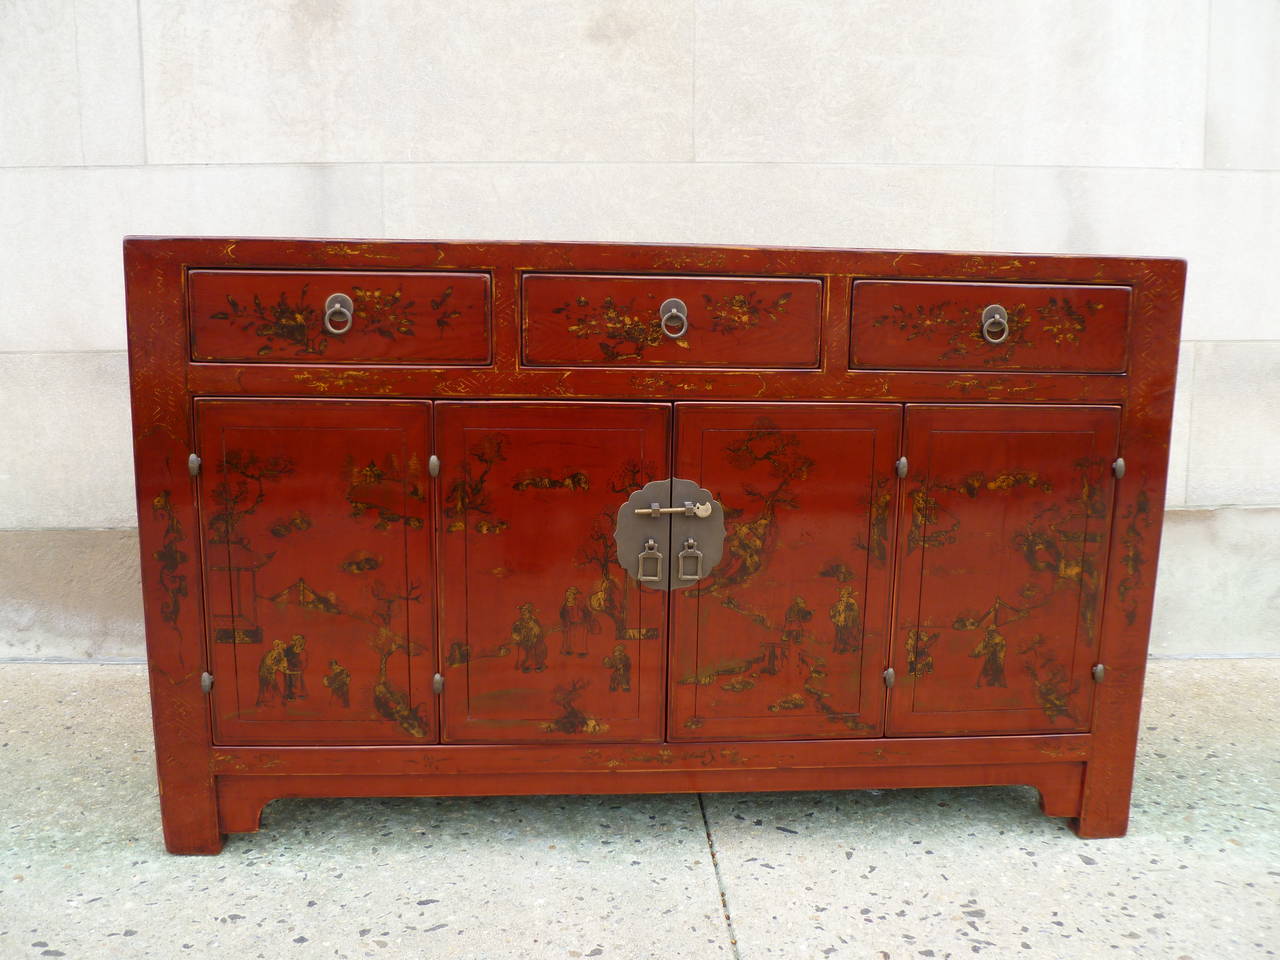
[
  {"left": 637, "top": 538, "right": 664, "bottom": 582},
  {"left": 677, "top": 538, "right": 704, "bottom": 581}
]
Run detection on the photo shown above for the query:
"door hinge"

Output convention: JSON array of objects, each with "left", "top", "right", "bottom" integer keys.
[
  {"left": 1092, "top": 663, "right": 1106, "bottom": 684},
  {"left": 428, "top": 454, "right": 441, "bottom": 478},
  {"left": 895, "top": 456, "right": 908, "bottom": 479},
  {"left": 432, "top": 672, "right": 444, "bottom": 694},
  {"left": 188, "top": 453, "right": 202, "bottom": 477},
  {"left": 200, "top": 671, "right": 213, "bottom": 693},
  {"left": 1112, "top": 457, "right": 1125, "bottom": 479},
  {"left": 883, "top": 667, "right": 896, "bottom": 688}
]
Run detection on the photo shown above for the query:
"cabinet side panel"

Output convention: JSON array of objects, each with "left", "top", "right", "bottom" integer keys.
[
  {"left": 125, "top": 240, "right": 222, "bottom": 853},
  {"left": 1074, "top": 258, "right": 1185, "bottom": 838}
]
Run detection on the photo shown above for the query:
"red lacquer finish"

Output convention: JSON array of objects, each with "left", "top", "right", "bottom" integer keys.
[
  {"left": 522, "top": 273, "right": 823, "bottom": 367},
  {"left": 123, "top": 236, "right": 1184, "bottom": 853},
  {"left": 435, "top": 402, "right": 670, "bottom": 743},
  {"left": 668, "top": 403, "right": 899, "bottom": 740},
  {"left": 190, "top": 269, "right": 491, "bottom": 364},
  {"left": 851, "top": 281, "right": 1131, "bottom": 372},
  {"left": 196, "top": 400, "right": 436, "bottom": 744},
  {"left": 888, "top": 405, "right": 1120, "bottom": 736}
]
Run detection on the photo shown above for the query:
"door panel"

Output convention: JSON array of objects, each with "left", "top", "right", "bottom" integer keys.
[
  {"left": 888, "top": 405, "right": 1120, "bottom": 736},
  {"left": 668, "top": 404, "right": 901, "bottom": 740},
  {"left": 436, "top": 402, "right": 670, "bottom": 742},
  {"left": 197, "top": 400, "right": 435, "bottom": 744}
]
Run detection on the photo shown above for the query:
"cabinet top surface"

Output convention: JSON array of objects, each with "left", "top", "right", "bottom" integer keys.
[{"left": 123, "top": 234, "right": 1186, "bottom": 270}]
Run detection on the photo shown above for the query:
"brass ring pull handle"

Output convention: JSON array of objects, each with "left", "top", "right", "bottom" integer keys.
[
  {"left": 323, "top": 293, "right": 355, "bottom": 336},
  {"left": 659, "top": 297, "right": 688, "bottom": 339},
  {"left": 981, "top": 303, "right": 1009, "bottom": 345}
]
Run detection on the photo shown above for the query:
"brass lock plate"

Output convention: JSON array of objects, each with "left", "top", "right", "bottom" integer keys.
[{"left": 613, "top": 477, "right": 725, "bottom": 591}]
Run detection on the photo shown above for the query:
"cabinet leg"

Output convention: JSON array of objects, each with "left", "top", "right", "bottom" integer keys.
[
  {"left": 157, "top": 777, "right": 224, "bottom": 855},
  {"left": 1067, "top": 759, "right": 1134, "bottom": 839},
  {"left": 1069, "top": 798, "right": 1131, "bottom": 839},
  {"left": 148, "top": 668, "right": 224, "bottom": 854}
]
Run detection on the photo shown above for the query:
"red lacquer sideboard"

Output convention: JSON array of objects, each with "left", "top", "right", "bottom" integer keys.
[{"left": 123, "top": 237, "right": 1184, "bottom": 854}]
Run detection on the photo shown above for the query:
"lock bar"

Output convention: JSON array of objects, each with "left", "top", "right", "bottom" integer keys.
[{"left": 634, "top": 501, "right": 714, "bottom": 518}]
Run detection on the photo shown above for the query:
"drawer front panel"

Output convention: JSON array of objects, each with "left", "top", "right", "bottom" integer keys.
[
  {"left": 190, "top": 270, "right": 491, "bottom": 363},
  {"left": 522, "top": 274, "right": 823, "bottom": 367},
  {"left": 851, "top": 281, "right": 1130, "bottom": 372}
]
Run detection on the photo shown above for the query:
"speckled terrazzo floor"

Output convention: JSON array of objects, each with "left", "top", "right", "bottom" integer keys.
[{"left": 0, "top": 660, "right": 1276, "bottom": 960}]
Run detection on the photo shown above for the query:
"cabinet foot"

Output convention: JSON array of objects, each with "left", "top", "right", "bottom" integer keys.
[
  {"left": 158, "top": 783, "right": 224, "bottom": 855},
  {"left": 1068, "top": 807, "right": 1130, "bottom": 839},
  {"left": 163, "top": 832, "right": 225, "bottom": 856}
]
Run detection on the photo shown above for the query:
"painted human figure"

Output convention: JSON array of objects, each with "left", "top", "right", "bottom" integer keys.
[
  {"left": 559, "top": 586, "right": 597, "bottom": 657},
  {"left": 602, "top": 643, "right": 632, "bottom": 692},
  {"left": 283, "top": 633, "right": 308, "bottom": 701},
  {"left": 762, "top": 596, "right": 812, "bottom": 675},
  {"left": 512, "top": 602, "right": 547, "bottom": 673},
  {"left": 589, "top": 574, "right": 623, "bottom": 640},
  {"left": 906, "top": 629, "right": 939, "bottom": 679},
  {"left": 829, "top": 587, "right": 862, "bottom": 654},
  {"left": 323, "top": 658, "right": 352, "bottom": 707},
  {"left": 970, "top": 626, "right": 1007, "bottom": 687},
  {"left": 256, "top": 637, "right": 287, "bottom": 705}
]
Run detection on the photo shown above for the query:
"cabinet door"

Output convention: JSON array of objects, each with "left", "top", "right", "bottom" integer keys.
[
  {"left": 197, "top": 400, "right": 436, "bottom": 744},
  {"left": 888, "top": 405, "right": 1119, "bottom": 736},
  {"left": 668, "top": 404, "right": 901, "bottom": 740},
  {"left": 436, "top": 402, "right": 670, "bottom": 742}
]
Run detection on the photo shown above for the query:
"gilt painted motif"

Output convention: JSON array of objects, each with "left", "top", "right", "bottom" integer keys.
[
  {"left": 150, "top": 491, "right": 189, "bottom": 628},
  {"left": 191, "top": 270, "right": 492, "bottom": 364},
  {"left": 522, "top": 275, "right": 823, "bottom": 368},
  {"left": 671, "top": 406, "right": 900, "bottom": 739},
  {"left": 197, "top": 402, "right": 434, "bottom": 743},
  {"left": 889, "top": 406, "right": 1119, "bottom": 734},
  {"left": 851, "top": 282, "right": 1131, "bottom": 372},
  {"left": 437, "top": 403, "right": 669, "bottom": 742}
]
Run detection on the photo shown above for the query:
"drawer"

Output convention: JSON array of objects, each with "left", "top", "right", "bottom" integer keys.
[
  {"left": 190, "top": 270, "right": 491, "bottom": 364},
  {"left": 522, "top": 273, "right": 822, "bottom": 367},
  {"left": 850, "top": 281, "right": 1130, "bottom": 372}
]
